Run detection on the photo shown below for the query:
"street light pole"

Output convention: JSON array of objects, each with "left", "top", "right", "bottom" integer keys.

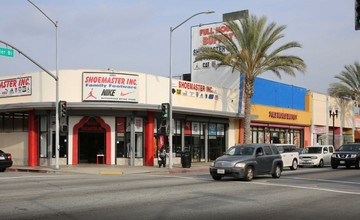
[
  {"left": 28, "top": 0, "right": 60, "bottom": 169},
  {"left": 329, "top": 108, "right": 338, "bottom": 147},
  {"left": 168, "top": 10, "right": 214, "bottom": 169}
]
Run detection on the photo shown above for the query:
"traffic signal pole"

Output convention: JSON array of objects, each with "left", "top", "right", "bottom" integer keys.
[{"left": 356, "top": 0, "right": 360, "bottom": 30}]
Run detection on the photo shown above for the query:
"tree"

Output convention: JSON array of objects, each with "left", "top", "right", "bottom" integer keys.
[
  {"left": 195, "top": 14, "right": 306, "bottom": 144},
  {"left": 328, "top": 62, "right": 360, "bottom": 103}
]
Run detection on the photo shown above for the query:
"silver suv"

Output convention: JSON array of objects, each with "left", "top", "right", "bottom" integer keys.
[{"left": 209, "top": 144, "right": 283, "bottom": 181}]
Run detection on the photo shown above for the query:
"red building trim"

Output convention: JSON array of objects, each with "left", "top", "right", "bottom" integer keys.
[
  {"left": 72, "top": 116, "right": 111, "bottom": 165},
  {"left": 28, "top": 110, "right": 38, "bottom": 166},
  {"left": 145, "top": 112, "right": 154, "bottom": 166}
]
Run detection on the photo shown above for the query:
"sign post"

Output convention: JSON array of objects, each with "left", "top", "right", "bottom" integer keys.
[{"left": 0, "top": 47, "right": 14, "bottom": 57}]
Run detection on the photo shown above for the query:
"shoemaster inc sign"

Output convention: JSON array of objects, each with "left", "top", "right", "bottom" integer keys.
[
  {"left": 82, "top": 72, "right": 138, "bottom": 102},
  {"left": 0, "top": 76, "right": 32, "bottom": 98}
]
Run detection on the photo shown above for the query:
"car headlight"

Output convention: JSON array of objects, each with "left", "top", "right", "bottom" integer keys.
[
  {"left": 331, "top": 154, "right": 336, "bottom": 158},
  {"left": 351, "top": 154, "right": 357, "bottom": 158},
  {"left": 211, "top": 161, "right": 215, "bottom": 167},
  {"left": 235, "top": 163, "right": 246, "bottom": 168},
  {"left": 299, "top": 156, "right": 303, "bottom": 159}
]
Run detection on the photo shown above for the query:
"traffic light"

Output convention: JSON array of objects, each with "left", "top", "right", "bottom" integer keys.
[
  {"left": 59, "top": 100, "right": 67, "bottom": 119},
  {"left": 356, "top": 0, "right": 360, "bottom": 30},
  {"left": 161, "top": 103, "right": 169, "bottom": 119}
]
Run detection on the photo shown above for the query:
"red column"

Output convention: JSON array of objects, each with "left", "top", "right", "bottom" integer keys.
[
  {"left": 239, "top": 119, "right": 245, "bottom": 144},
  {"left": 28, "top": 110, "right": 38, "bottom": 166},
  {"left": 145, "top": 112, "right": 154, "bottom": 166}
]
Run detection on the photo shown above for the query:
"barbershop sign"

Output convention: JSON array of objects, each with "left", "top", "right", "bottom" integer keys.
[{"left": 269, "top": 111, "right": 297, "bottom": 120}]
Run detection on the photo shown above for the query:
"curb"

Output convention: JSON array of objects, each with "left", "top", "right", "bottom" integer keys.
[
  {"left": 8, "top": 168, "right": 53, "bottom": 174},
  {"left": 7, "top": 166, "right": 210, "bottom": 175}
]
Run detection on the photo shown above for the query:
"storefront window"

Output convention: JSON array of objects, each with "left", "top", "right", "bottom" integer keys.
[
  {"left": 117, "top": 117, "right": 144, "bottom": 159},
  {"left": 251, "top": 126, "right": 304, "bottom": 147},
  {"left": 39, "top": 116, "right": 48, "bottom": 158},
  {"left": 116, "top": 117, "right": 126, "bottom": 157},
  {"left": 0, "top": 112, "right": 28, "bottom": 132},
  {"left": 208, "top": 123, "right": 225, "bottom": 161}
]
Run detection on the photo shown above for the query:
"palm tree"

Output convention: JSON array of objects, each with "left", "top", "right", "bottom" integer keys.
[
  {"left": 195, "top": 14, "right": 306, "bottom": 144},
  {"left": 328, "top": 62, "right": 360, "bottom": 103}
]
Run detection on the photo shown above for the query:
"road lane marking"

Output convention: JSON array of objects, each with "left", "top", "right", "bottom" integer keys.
[
  {"left": 100, "top": 171, "right": 123, "bottom": 175},
  {"left": 152, "top": 174, "right": 360, "bottom": 195},
  {"left": 283, "top": 177, "right": 360, "bottom": 185},
  {"left": 250, "top": 181, "right": 360, "bottom": 195}
]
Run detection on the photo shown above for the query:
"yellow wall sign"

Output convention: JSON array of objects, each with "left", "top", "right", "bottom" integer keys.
[{"left": 251, "top": 104, "right": 311, "bottom": 125}]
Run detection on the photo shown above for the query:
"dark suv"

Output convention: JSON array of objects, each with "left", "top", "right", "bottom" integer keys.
[
  {"left": 209, "top": 144, "right": 283, "bottom": 181},
  {"left": 331, "top": 143, "right": 360, "bottom": 169}
]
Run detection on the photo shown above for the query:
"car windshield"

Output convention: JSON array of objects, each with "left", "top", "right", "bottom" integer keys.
[
  {"left": 338, "top": 145, "right": 360, "bottom": 152},
  {"left": 307, "top": 147, "right": 322, "bottom": 154},
  {"left": 225, "top": 146, "right": 254, "bottom": 156}
]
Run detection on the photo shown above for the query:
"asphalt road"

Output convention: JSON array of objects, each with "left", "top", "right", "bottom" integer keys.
[{"left": 0, "top": 167, "right": 359, "bottom": 220}]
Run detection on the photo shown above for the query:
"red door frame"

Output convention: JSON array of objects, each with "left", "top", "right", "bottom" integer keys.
[{"left": 72, "top": 116, "right": 111, "bottom": 165}]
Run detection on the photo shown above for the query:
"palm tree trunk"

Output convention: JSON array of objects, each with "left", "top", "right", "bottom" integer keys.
[{"left": 244, "top": 95, "right": 252, "bottom": 144}]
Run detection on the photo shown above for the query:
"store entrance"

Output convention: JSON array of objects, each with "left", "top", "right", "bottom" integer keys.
[{"left": 78, "top": 131, "right": 105, "bottom": 163}]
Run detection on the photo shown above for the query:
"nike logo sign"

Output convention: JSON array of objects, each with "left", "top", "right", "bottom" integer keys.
[{"left": 120, "top": 91, "right": 134, "bottom": 96}]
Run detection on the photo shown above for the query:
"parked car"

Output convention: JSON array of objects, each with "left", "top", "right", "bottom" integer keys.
[
  {"left": 209, "top": 144, "right": 283, "bottom": 181},
  {"left": 0, "top": 150, "right": 13, "bottom": 172},
  {"left": 299, "top": 145, "right": 334, "bottom": 167},
  {"left": 274, "top": 144, "right": 299, "bottom": 170},
  {"left": 331, "top": 143, "right": 360, "bottom": 169}
]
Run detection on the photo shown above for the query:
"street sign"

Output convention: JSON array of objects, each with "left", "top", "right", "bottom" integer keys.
[{"left": 0, "top": 47, "right": 14, "bottom": 57}]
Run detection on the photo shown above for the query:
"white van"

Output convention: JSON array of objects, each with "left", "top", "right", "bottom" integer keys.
[
  {"left": 299, "top": 145, "right": 334, "bottom": 167},
  {"left": 274, "top": 144, "right": 299, "bottom": 170}
]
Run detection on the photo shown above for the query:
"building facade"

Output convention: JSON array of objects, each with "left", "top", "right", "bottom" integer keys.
[
  {"left": 249, "top": 78, "right": 311, "bottom": 148},
  {"left": 310, "top": 92, "right": 355, "bottom": 149},
  {"left": 0, "top": 69, "right": 242, "bottom": 166}
]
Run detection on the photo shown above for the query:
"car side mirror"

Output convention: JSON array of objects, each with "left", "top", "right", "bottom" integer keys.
[{"left": 323, "top": 150, "right": 328, "bottom": 154}]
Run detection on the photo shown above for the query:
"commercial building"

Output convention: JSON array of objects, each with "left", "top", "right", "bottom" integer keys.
[
  {"left": 0, "top": 69, "right": 241, "bottom": 167},
  {"left": 248, "top": 78, "right": 311, "bottom": 147}
]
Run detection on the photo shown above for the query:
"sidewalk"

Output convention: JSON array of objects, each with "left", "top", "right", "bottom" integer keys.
[{"left": 8, "top": 162, "right": 211, "bottom": 175}]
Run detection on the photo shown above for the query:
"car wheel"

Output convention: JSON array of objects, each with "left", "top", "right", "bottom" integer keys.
[
  {"left": 244, "top": 166, "right": 254, "bottom": 181},
  {"left": 356, "top": 160, "right": 360, "bottom": 169},
  {"left": 318, "top": 160, "right": 324, "bottom": 168},
  {"left": 211, "top": 175, "right": 222, "bottom": 180},
  {"left": 272, "top": 164, "right": 281, "bottom": 178},
  {"left": 0, "top": 168, "right": 5, "bottom": 172},
  {"left": 290, "top": 159, "right": 298, "bottom": 170},
  {"left": 331, "top": 163, "right": 338, "bottom": 169}
]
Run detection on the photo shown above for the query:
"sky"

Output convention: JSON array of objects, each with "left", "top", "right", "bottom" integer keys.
[{"left": 0, "top": 0, "right": 359, "bottom": 94}]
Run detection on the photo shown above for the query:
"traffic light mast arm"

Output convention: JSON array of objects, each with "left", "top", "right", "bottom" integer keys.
[{"left": 0, "top": 40, "right": 58, "bottom": 81}]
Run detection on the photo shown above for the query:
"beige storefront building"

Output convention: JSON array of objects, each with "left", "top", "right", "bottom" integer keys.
[{"left": 0, "top": 69, "right": 242, "bottom": 167}]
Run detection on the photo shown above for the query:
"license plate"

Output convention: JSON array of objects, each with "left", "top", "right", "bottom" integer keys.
[
  {"left": 217, "top": 169, "right": 225, "bottom": 174},
  {"left": 0, "top": 156, "right": 5, "bottom": 160},
  {"left": 340, "top": 161, "right": 345, "bottom": 164}
]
